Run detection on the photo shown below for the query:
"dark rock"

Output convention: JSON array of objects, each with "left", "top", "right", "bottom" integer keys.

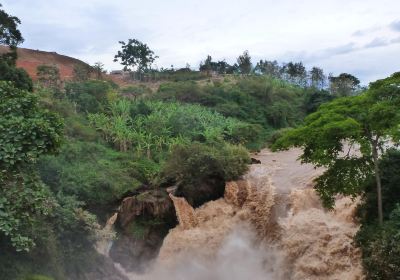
[
  {"left": 175, "top": 176, "right": 225, "bottom": 208},
  {"left": 251, "top": 157, "right": 262, "bottom": 164}
]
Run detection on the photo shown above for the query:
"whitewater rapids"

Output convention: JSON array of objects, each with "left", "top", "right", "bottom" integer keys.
[{"left": 121, "top": 148, "right": 364, "bottom": 279}]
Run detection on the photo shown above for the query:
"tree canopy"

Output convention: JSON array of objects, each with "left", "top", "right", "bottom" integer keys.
[
  {"left": 114, "top": 38, "right": 158, "bottom": 73},
  {"left": 0, "top": 3, "right": 24, "bottom": 63},
  {"left": 237, "top": 50, "right": 252, "bottom": 74},
  {"left": 273, "top": 72, "right": 400, "bottom": 224},
  {"left": 0, "top": 81, "right": 63, "bottom": 251}
]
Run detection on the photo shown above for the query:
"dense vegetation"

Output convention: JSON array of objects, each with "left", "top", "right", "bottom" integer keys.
[
  {"left": 2, "top": 5, "right": 399, "bottom": 279},
  {"left": 356, "top": 150, "right": 400, "bottom": 279}
]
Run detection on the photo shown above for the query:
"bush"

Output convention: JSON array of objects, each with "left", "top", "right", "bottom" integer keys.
[
  {"left": 37, "top": 140, "right": 141, "bottom": 208},
  {"left": 0, "top": 60, "right": 33, "bottom": 91},
  {"left": 356, "top": 205, "right": 400, "bottom": 280},
  {"left": 65, "top": 80, "right": 114, "bottom": 113},
  {"left": 162, "top": 142, "right": 250, "bottom": 206}
]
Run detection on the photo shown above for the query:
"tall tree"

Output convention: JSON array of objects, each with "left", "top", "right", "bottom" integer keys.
[
  {"left": 0, "top": 3, "right": 23, "bottom": 64},
  {"left": 92, "top": 61, "right": 106, "bottom": 79},
  {"left": 0, "top": 4, "right": 32, "bottom": 91},
  {"left": 285, "top": 62, "right": 307, "bottom": 86},
  {"left": 309, "top": 66, "right": 326, "bottom": 89},
  {"left": 329, "top": 73, "right": 360, "bottom": 96},
  {"left": 199, "top": 55, "right": 213, "bottom": 75},
  {"left": 255, "top": 60, "right": 281, "bottom": 78},
  {"left": 273, "top": 72, "right": 400, "bottom": 225},
  {"left": 237, "top": 50, "right": 252, "bottom": 74},
  {"left": 0, "top": 81, "right": 63, "bottom": 251},
  {"left": 114, "top": 39, "right": 158, "bottom": 74}
]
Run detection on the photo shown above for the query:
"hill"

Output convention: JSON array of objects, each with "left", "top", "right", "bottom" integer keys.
[{"left": 0, "top": 45, "right": 89, "bottom": 81}]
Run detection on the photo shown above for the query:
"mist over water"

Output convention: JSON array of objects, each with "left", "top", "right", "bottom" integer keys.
[{"left": 130, "top": 228, "right": 284, "bottom": 280}]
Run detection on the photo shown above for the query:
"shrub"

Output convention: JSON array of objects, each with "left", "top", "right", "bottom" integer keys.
[
  {"left": 356, "top": 205, "right": 400, "bottom": 279},
  {"left": 163, "top": 142, "right": 250, "bottom": 184},
  {"left": 162, "top": 142, "right": 250, "bottom": 206},
  {"left": 37, "top": 141, "right": 141, "bottom": 208},
  {"left": 65, "top": 80, "right": 114, "bottom": 113}
]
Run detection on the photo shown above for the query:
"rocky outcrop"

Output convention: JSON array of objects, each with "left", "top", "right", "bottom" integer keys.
[
  {"left": 109, "top": 189, "right": 177, "bottom": 273},
  {"left": 117, "top": 189, "right": 175, "bottom": 228},
  {"left": 175, "top": 176, "right": 226, "bottom": 207}
]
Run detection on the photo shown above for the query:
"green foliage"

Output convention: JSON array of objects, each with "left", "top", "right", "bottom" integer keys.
[
  {"left": 329, "top": 73, "right": 361, "bottom": 96},
  {"left": 0, "top": 81, "right": 63, "bottom": 252},
  {"left": 89, "top": 99, "right": 261, "bottom": 156},
  {"left": 65, "top": 80, "right": 114, "bottom": 113},
  {"left": 0, "top": 3, "right": 24, "bottom": 64},
  {"left": 0, "top": 60, "right": 33, "bottom": 91},
  {"left": 304, "top": 89, "right": 335, "bottom": 113},
  {"left": 0, "top": 81, "right": 63, "bottom": 171},
  {"left": 155, "top": 76, "right": 308, "bottom": 130},
  {"left": 273, "top": 72, "right": 400, "bottom": 208},
  {"left": 114, "top": 38, "right": 158, "bottom": 73},
  {"left": 120, "top": 84, "right": 152, "bottom": 96},
  {"left": 237, "top": 50, "right": 252, "bottom": 74},
  {"left": 356, "top": 205, "right": 400, "bottom": 280},
  {"left": 38, "top": 140, "right": 141, "bottom": 207},
  {"left": 162, "top": 142, "right": 250, "bottom": 185},
  {"left": 358, "top": 149, "right": 400, "bottom": 223},
  {"left": 0, "top": 174, "right": 55, "bottom": 251}
]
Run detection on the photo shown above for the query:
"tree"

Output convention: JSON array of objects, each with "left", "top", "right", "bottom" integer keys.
[
  {"left": 199, "top": 55, "right": 213, "bottom": 74},
  {"left": 0, "top": 60, "right": 32, "bottom": 91},
  {"left": 329, "top": 73, "right": 360, "bottom": 96},
  {"left": 114, "top": 39, "right": 158, "bottom": 74},
  {"left": 0, "top": 81, "right": 63, "bottom": 251},
  {"left": 92, "top": 62, "right": 105, "bottom": 79},
  {"left": 309, "top": 67, "right": 326, "bottom": 89},
  {"left": 237, "top": 50, "right": 252, "bottom": 74},
  {"left": 0, "top": 4, "right": 32, "bottom": 91},
  {"left": 273, "top": 72, "right": 400, "bottom": 225},
  {"left": 285, "top": 62, "right": 307, "bottom": 86},
  {"left": 255, "top": 60, "right": 281, "bottom": 78},
  {"left": 0, "top": 4, "right": 24, "bottom": 64}
]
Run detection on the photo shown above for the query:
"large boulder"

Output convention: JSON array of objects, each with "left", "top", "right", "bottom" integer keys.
[{"left": 109, "top": 189, "right": 176, "bottom": 272}]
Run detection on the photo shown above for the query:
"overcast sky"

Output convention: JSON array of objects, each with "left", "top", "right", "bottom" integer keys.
[{"left": 2, "top": 0, "right": 400, "bottom": 84}]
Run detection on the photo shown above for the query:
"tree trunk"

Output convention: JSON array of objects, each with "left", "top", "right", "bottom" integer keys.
[{"left": 372, "top": 143, "right": 383, "bottom": 226}]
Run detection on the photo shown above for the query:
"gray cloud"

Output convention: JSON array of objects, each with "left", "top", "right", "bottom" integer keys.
[
  {"left": 364, "top": 37, "right": 389, "bottom": 48},
  {"left": 391, "top": 36, "right": 400, "bottom": 43},
  {"left": 390, "top": 20, "right": 400, "bottom": 32},
  {"left": 351, "top": 26, "right": 382, "bottom": 37}
]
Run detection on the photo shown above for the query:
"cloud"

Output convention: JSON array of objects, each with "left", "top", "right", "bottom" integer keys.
[
  {"left": 352, "top": 26, "right": 382, "bottom": 37},
  {"left": 364, "top": 37, "right": 389, "bottom": 48},
  {"left": 389, "top": 20, "right": 400, "bottom": 32},
  {"left": 391, "top": 36, "right": 400, "bottom": 43}
]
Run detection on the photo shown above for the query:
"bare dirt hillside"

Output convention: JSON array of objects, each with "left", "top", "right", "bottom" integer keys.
[{"left": 0, "top": 45, "right": 91, "bottom": 81}]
